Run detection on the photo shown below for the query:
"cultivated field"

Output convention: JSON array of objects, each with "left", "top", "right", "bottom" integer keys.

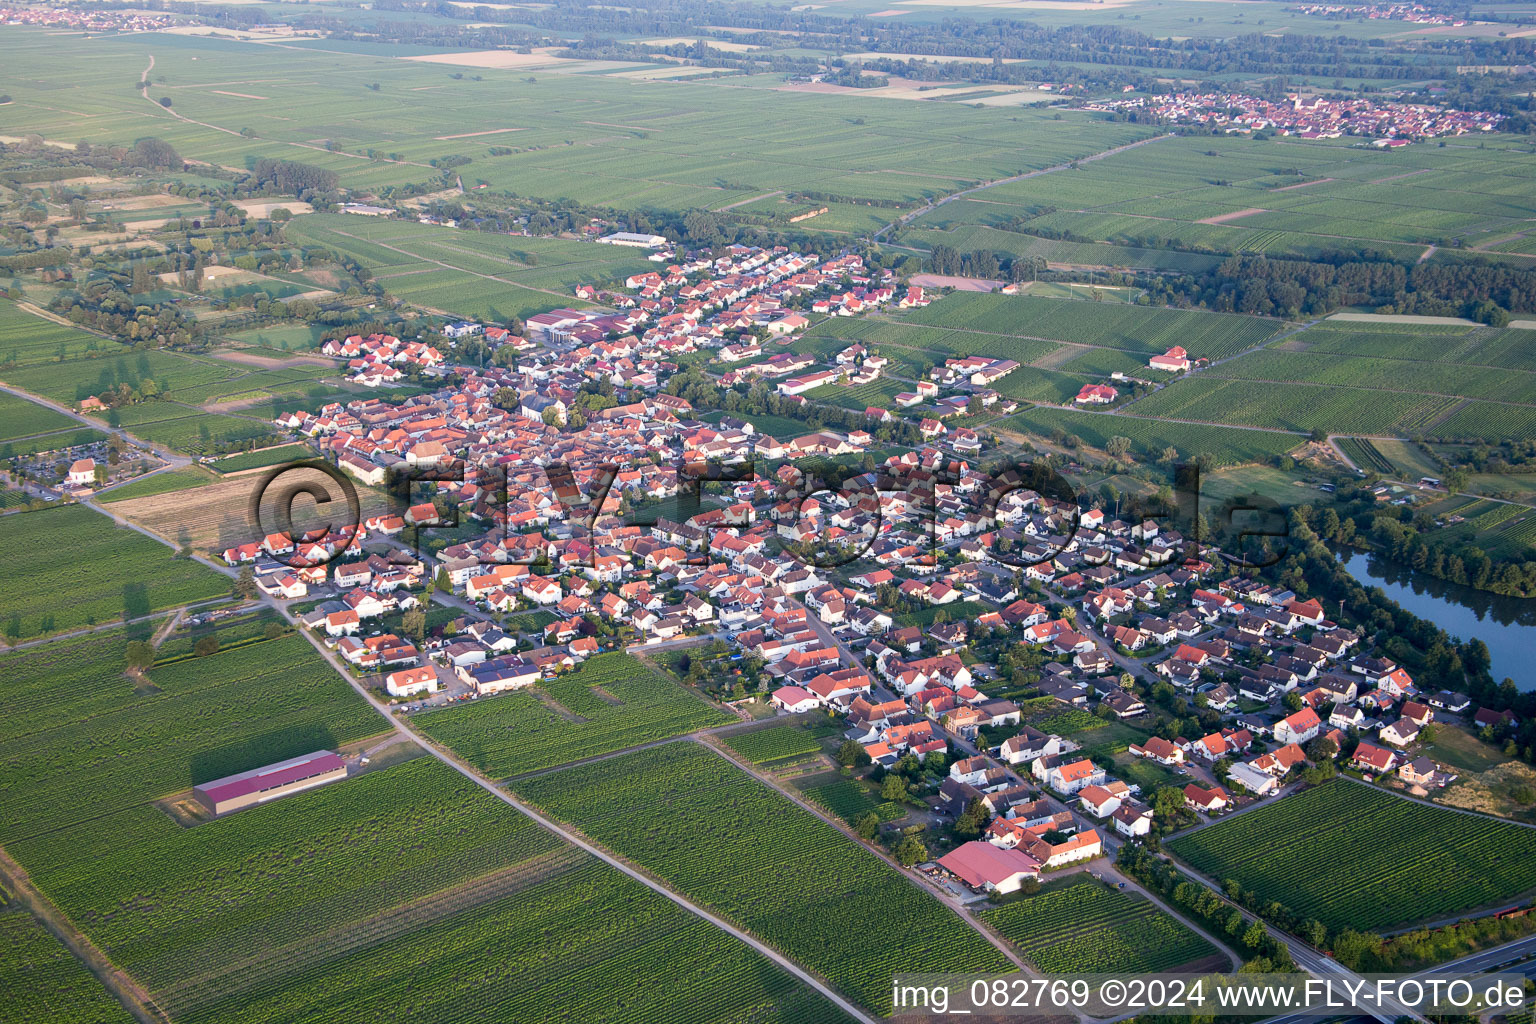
[
  {"left": 10, "top": 757, "right": 846, "bottom": 1024},
  {"left": 515, "top": 742, "right": 1013, "bottom": 1014},
  {"left": 0, "top": 505, "right": 228, "bottom": 640},
  {"left": 905, "top": 134, "right": 1536, "bottom": 273},
  {"left": 1002, "top": 406, "right": 1302, "bottom": 467},
  {"left": 1169, "top": 781, "right": 1536, "bottom": 933},
  {"left": 0, "top": 391, "right": 77, "bottom": 442},
  {"left": 0, "top": 629, "right": 384, "bottom": 843},
  {"left": 97, "top": 466, "right": 220, "bottom": 503},
  {"left": 897, "top": 293, "right": 1283, "bottom": 359},
  {"left": 0, "top": 887, "right": 135, "bottom": 1024},
  {"left": 795, "top": 772, "right": 907, "bottom": 824},
  {"left": 723, "top": 723, "right": 823, "bottom": 766},
  {"left": 416, "top": 652, "right": 732, "bottom": 778},
  {"left": 982, "top": 879, "right": 1221, "bottom": 973}
]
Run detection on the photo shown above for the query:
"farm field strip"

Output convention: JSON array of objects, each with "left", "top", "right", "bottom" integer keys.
[
  {"left": 724, "top": 724, "right": 824, "bottom": 766},
  {"left": 0, "top": 886, "right": 136, "bottom": 1024},
  {"left": 514, "top": 742, "right": 1012, "bottom": 1014},
  {"left": 1169, "top": 781, "right": 1536, "bottom": 933},
  {"left": 981, "top": 880, "right": 1220, "bottom": 974},
  {"left": 416, "top": 652, "right": 732, "bottom": 779},
  {"left": 0, "top": 504, "right": 229, "bottom": 641},
  {"left": 0, "top": 629, "right": 384, "bottom": 843}
]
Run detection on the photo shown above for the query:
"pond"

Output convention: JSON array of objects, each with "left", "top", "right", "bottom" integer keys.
[{"left": 1335, "top": 548, "right": 1536, "bottom": 690}]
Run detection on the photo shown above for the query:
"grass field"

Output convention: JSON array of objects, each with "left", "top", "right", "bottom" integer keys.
[
  {"left": 0, "top": 629, "right": 384, "bottom": 844},
  {"left": 0, "top": 505, "right": 228, "bottom": 640},
  {"left": 416, "top": 652, "right": 732, "bottom": 778},
  {"left": 1169, "top": 781, "right": 1536, "bottom": 933},
  {"left": 515, "top": 742, "right": 1013, "bottom": 1014},
  {"left": 982, "top": 879, "right": 1220, "bottom": 974},
  {"left": 0, "top": 886, "right": 135, "bottom": 1024}
]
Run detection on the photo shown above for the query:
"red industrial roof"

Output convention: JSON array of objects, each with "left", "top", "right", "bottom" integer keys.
[
  {"left": 195, "top": 751, "right": 343, "bottom": 804},
  {"left": 938, "top": 840, "right": 1040, "bottom": 889}
]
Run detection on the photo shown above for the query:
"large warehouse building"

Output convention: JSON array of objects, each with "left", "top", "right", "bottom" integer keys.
[{"left": 193, "top": 750, "right": 348, "bottom": 815}]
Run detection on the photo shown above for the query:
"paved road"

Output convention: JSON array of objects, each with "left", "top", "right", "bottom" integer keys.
[
  {"left": 0, "top": 382, "right": 195, "bottom": 472},
  {"left": 1257, "top": 932, "right": 1536, "bottom": 1024},
  {"left": 698, "top": 733, "right": 1034, "bottom": 976},
  {"left": 43, "top": 469, "right": 883, "bottom": 1024},
  {"left": 279, "top": 601, "right": 881, "bottom": 1024},
  {"left": 1161, "top": 855, "right": 1427, "bottom": 1024}
]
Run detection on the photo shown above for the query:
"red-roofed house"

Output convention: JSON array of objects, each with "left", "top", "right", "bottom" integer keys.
[{"left": 937, "top": 840, "right": 1041, "bottom": 894}]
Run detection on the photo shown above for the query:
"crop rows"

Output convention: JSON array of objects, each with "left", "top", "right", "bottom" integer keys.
[
  {"left": 1207, "top": 350, "right": 1536, "bottom": 407},
  {"left": 1337, "top": 437, "right": 1394, "bottom": 474},
  {"left": 0, "top": 630, "right": 382, "bottom": 843},
  {"left": 982, "top": 880, "right": 1218, "bottom": 974},
  {"left": 1131, "top": 377, "right": 1458, "bottom": 436},
  {"left": 1004, "top": 406, "right": 1300, "bottom": 468},
  {"left": 515, "top": 743, "right": 1011, "bottom": 1013},
  {"left": 173, "top": 860, "right": 850, "bottom": 1024},
  {"left": 13, "top": 759, "right": 559, "bottom": 993},
  {"left": 208, "top": 443, "right": 316, "bottom": 474},
  {"left": 0, "top": 392, "right": 77, "bottom": 442},
  {"left": 1169, "top": 781, "right": 1536, "bottom": 933},
  {"left": 0, "top": 505, "right": 228, "bottom": 641},
  {"left": 1433, "top": 402, "right": 1536, "bottom": 443},
  {"left": 724, "top": 725, "right": 823, "bottom": 766},
  {"left": 900, "top": 294, "right": 1280, "bottom": 359},
  {"left": 796, "top": 774, "right": 907, "bottom": 825},
  {"left": 0, "top": 889, "right": 135, "bottom": 1024},
  {"left": 417, "top": 652, "right": 731, "bottom": 778}
]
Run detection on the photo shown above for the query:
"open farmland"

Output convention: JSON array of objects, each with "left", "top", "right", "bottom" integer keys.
[
  {"left": 208, "top": 443, "right": 317, "bottom": 474},
  {"left": 0, "top": 391, "right": 78, "bottom": 442},
  {"left": 723, "top": 723, "right": 823, "bottom": 766},
  {"left": 8, "top": 757, "right": 846, "bottom": 1024},
  {"left": 515, "top": 742, "right": 1012, "bottom": 1015},
  {"left": 97, "top": 466, "right": 219, "bottom": 503},
  {"left": 904, "top": 134, "right": 1536, "bottom": 272},
  {"left": 1128, "top": 377, "right": 1459, "bottom": 436},
  {"left": 896, "top": 294, "right": 1282, "bottom": 359},
  {"left": 0, "top": 29, "right": 1153, "bottom": 222},
  {"left": 981, "top": 879, "right": 1221, "bottom": 974},
  {"left": 163, "top": 857, "right": 852, "bottom": 1024},
  {"left": 1002, "top": 406, "right": 1302, "bottom": 467},
  {"left": 0, "top": 505, "right": 228, "bottom": 640},
  {"left": 416, "top": 652, "right": 732, "bottom": 778},
  {"left": 0, "top": 629, "right": 384, "bottom": 843},
  {"left": 1168, "top": 781, "right": 1536, "bottom": 934},
  {"left": 106, "top": 464, "right": 398, "bottom": 554},
  {"left": 0, "top": 887, "right": 135, "bottom": 1024}
]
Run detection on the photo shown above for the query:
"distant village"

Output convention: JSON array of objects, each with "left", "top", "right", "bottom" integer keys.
[
  {"left": 1088, "top": 91, "right": 1505, "bottom": 141},
  {"left": 207, "top": 238, "right": 1516, "bottom": 898},
  {"left": 0, "top": 5, "right": 176, "bottom": 31},
  {"left": 1289, "top": 2, "right": 1468, "bottom": 26}
]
